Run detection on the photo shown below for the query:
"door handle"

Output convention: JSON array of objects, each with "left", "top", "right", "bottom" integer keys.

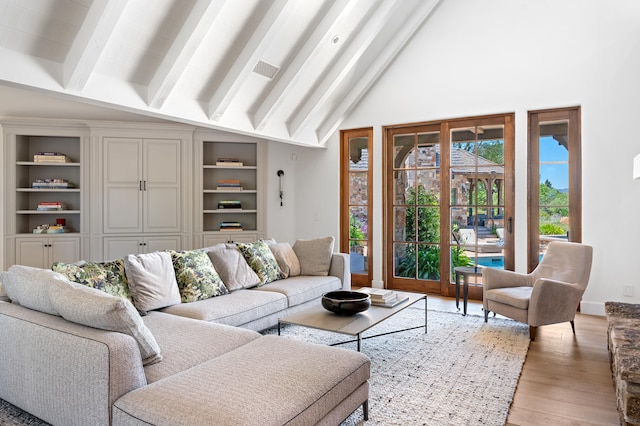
[{"left": 507, "top": 217, "right": 513, "bottom": 233}]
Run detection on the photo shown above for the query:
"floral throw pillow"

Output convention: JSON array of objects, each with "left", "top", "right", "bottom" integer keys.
[
  {"left": 236, "top": 240, "right": 283, "bottom": 286},
  {"left": 52, "top": 260, "right": 132, "bottom": 302},
  {"left": 170, "top": 250, "right": 229, "bottom": 303}
]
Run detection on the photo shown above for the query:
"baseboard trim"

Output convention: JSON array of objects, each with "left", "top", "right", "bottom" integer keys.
[{"left": 580, "top": 301, "right": 605, "bottom": 316}]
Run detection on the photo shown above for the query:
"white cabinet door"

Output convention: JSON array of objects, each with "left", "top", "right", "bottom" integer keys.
[
  {"left": 16, "top": 237, "right": 80, "bottom": 268},
  {"left": 103, "top": 138, "right": 143, "bottom": 233},
  {"left": 143, "top": 139, "right": 181, "bottom": 232},
  {"left": 103, "top": 138, "right": 181, "bottom": 234},
  {"left": 103, "top": 236, "right": 182, "bottom": 260},
  {"left": 203, "top": 232, "right": 259, "bottom": 247}
]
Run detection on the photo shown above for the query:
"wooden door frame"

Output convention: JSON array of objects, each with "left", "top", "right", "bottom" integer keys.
[
  {"left": 527, "top": 106, "right": 581, "bottom": 272},
  {"left": 340, "top": 127, "right": 373, "bottom": 286},
  {"left": 383, "top": 113, "right": 515, "bottom": 296}
]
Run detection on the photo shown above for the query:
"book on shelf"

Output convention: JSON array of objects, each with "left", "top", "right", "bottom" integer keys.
[
  {"left": 32, "top": 179, "right": 75, "bottom": 189},
  {"left": 216, "top": 186, "right": 243, "bottom": 191},
  {"left": 216, "top": 158, "right": 243, "bottom": 167},
  {"left": 36, "top": 201, "right": 66, "bottom": 211},
  {"left": 33, "top": 225, "right": 71, "bottom": 234},
  {"left": 217, "top": 201, "right": 242, "bottom": 210},
  {"left": 220, "top": 221, "right": 243, "bottom": 231},
  {"left": 33, "top": 152, "right": 71, "bottom": 163}
]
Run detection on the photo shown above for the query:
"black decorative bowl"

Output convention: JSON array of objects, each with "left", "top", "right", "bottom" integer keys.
[{"left": 322, "top": 291, "right": 371, "bottom": 316}]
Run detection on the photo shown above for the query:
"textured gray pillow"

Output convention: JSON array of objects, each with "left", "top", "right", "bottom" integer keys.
[
  {"left": 205, "top": 244, "right": 260, "bottom": 291},
  {"left": 48, "top": 276, "right": 162, "bottom": 366},
  {"left": 269, "top": 242, "right": 301, "bottom": 278},
  {"left": 1, "top": 265, "right": 61, "bottom": 315},
  {"left": 293, "top": 236, "right": 335, "bottom": 276},
  {"left": 124, "top": 251, "right": 181, "bottom": 313}
]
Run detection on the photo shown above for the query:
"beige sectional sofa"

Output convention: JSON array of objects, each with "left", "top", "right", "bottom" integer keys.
[{"left": 0, "top": 238, "right": 370, "bottom": 425}]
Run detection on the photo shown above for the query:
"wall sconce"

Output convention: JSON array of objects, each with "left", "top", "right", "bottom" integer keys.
[
  {"left": 277, "top": 170, "right": 284, "bottom": 206},
  {"left": 634, "top": 154, "right": 640, "bottom": 180}
]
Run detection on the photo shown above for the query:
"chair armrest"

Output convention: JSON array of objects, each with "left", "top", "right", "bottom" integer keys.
[
  {"left": 329, "top": 253, "right": 351, "bottom": 290},
  {"left": 528, "top": 278, "right": 583, "bottom": 326},
  {"left": 482, "top": 268, "right": 531, "bottom": 290}
]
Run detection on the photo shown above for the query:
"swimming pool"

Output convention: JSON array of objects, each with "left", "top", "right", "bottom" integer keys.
[{"left": 476, "top": 254, "right": 543, "bottom": 269}]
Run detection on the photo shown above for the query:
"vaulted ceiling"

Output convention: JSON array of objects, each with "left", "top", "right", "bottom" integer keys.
[{"left": 0, "top": 0, "right": 440, "bottom": 147}]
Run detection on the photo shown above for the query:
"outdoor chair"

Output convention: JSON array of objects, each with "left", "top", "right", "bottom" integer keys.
[
  {"left": 482, "top": 241, "right": 593, "bottom": 341},
  {"left": 458, "top": 228, "right": 503, "bottom": 253}
]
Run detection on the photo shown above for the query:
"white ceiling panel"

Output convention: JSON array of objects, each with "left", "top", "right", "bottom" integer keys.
[{"left": 0, "top": 0, "right": 442, "bottom": 146}]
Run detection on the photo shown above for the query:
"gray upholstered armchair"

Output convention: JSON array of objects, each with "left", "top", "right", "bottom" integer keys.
[{"left": 482, "top": 241, "right": 593, "bottom": 341}]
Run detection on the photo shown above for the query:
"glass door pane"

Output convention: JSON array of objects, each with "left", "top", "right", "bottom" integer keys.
[
  {"left": 347, "top": 135, "right": 370, "bottom": 280},
  {"left": 538, "top": 121, "right": 569, "bottom": 257},
  {"left": 450, "top": 125, "right": 505, "bottom": 286},
  {"left": 393, "top": 131, "right": 441, "bottom": 282}
]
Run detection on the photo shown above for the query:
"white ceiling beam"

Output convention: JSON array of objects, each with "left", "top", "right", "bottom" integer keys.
[
  {"left": 147, "top": 0, "right": 226, "bottom": 109},
  {"left": 207, "top": 0, "right": 291, "bottom": 121},
  {"left": 63, "top": 0, "right": 127, "bottom": 91},
  {"left": 252, "top": 0, "right": 356, "bottom": 131},
  {"left": 287, "top": 0, "right": 398, "bottom": 138},
  {"left": 316, "top": 0, "right": 442, "bottom": 145}
]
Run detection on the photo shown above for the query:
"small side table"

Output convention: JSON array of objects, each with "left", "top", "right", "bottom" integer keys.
[{"left": 454, "top": 266, "right": 483, "bottom": 316}]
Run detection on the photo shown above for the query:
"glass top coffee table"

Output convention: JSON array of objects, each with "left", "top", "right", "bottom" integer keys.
[{"left": 278, "top": 290, "right": 427, "bottom": 352}]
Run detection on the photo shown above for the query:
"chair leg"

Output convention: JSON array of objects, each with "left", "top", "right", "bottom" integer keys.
[
  {"left": 484, "top": 309, "right": 489, "bottom": 322},
  {"left": 529, "top": 326, "right": 537, "bottom": 341},
  {"left": 570, "top": 320, "right": 575, "bottom": 334}
]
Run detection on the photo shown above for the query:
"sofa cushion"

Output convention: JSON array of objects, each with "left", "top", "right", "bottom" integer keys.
[
  {"left": 112, "top": 336, "right": 370, "bottom": 426},
  {"left": 47, "top": 276, "right": 163, "bottom": 366},
  {"left": 141, "top": 312, "right": 261, "bottom": 384},
  {"left": 236, "top": 240, "right": 283, "bottom": 285},
  {"left": 0, "top": 279, "right": 8, "bottom": 302},
  {"left": 1, "top": 265, "right": 61, "bottom": 315},
  {"left": 124, "top": 251, "right": 181, "bottom": 312},
  {"left": 204, "top": 244, "right": 260, "bottom": 291},
  {"left": 268, "top": 242, "right": 301, "bottom": 278},
  {"left": 52, "top": 259, "right": 132, "bottom": 302},
  {"left": 170, "top": 249, "right": 229, "bottom": 303},
  {"left": 293, "top": 236, "right": 335, "bottom": 276},
  {"left": 253, "top": 275, "right": 342, "bottom": 307},
  {"left": 160, "top": 289, "right": 287, "bottom": 327}
]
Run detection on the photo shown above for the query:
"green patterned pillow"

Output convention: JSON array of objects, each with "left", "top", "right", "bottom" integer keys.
[
  {"left": 236, "top": 240, "right": 283, "bottom": 286},
  {"left": 170, "top": 250, "right": 228, "bottom": 303},
  {"left": 52, "top": 260, "right": 132, "bottom": 302}
]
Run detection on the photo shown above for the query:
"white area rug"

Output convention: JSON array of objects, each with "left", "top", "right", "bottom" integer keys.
[{"left": 264, "top": 307, "right": 530, "bottom": 426}]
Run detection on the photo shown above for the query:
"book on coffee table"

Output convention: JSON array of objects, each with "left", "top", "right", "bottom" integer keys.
[{"left": 358, "top": 287, "right": 409, "bottom": 308}]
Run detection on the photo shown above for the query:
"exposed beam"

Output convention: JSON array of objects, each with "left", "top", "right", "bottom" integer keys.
[
  {"left": 316, "top": 0, "right": 442, "bottom": 145},
  {"left": 207, "top": 0, "right": 292, "bottom": 121},
  {"left": 287, "top": 0, "right": 396, "bottom": 138},
  {"left": 147, "top": 0, "right": 226, "bottom": 109},
  {"left": 63, "top": 0, "right": 127, "bottom": 91},
  {"left": 252, "top": 0, "right": 356, "bottom": 131}
]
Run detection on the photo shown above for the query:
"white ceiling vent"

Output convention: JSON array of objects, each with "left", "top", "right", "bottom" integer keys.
[{"left": 253, "top": 60, "right": 279, "bottom": 79}]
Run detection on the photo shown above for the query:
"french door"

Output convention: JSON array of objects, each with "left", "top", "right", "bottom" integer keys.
[
  {"left": 340, "top": 128, "right": 373, "bottom": 286},
  {"left": 384, "top": 114, "right": 514, "bottom": 297},
  {"left": 528, "top": 107, "right": 581, "bottom": 272}
]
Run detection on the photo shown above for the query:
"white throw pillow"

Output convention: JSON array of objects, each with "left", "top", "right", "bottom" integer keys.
[
  {"left": 124, "top": 251, "right": 181, "bottom": 313},
  {"left": 293, "top": 236, "right": 335, "bottom": 276},
  {"left": 205, "top": 244, "right": 261, "bottom": 291},
  {"left": 1, "top": 265, "right": 62, "bottom": 315},
  {"left": 48, "top": 276, "right": 162, "bottom": 366},
  {"left": 269, "top": 242, "right": 301, "bottom": 278}
]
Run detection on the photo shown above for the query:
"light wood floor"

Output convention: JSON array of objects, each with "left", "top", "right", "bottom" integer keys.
[{"left": 428, "top": 295, "right": 620, "bottom": 426}]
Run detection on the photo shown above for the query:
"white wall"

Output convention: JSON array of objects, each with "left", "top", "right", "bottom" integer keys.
[{"left": 287, "top": 0, "right": 640, "bottom": 314}]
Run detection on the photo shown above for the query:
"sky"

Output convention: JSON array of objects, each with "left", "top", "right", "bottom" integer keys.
[{"left": 539, "top": 136, "right": 569, "bottom": 190}]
